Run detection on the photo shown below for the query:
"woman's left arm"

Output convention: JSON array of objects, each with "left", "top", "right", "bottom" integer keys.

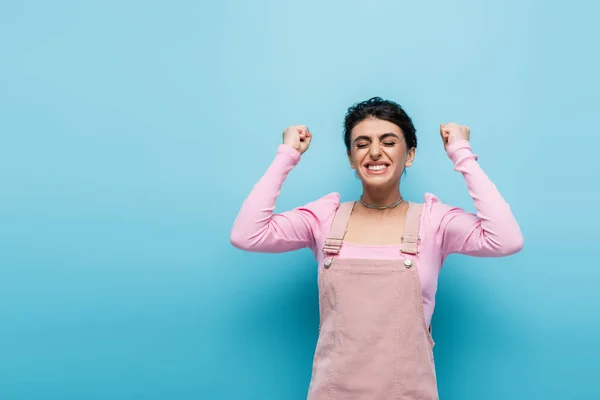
[{"left": 433, "top": 123, "right": 524, "bottom": 258}]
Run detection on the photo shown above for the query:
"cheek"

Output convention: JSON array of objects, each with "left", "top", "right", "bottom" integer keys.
[
  {"left": 350, "top": 149, "right": 366, "bottom": 161},
  {"left": 348, "top": 152, "right": 358, "bottom": 167},
  {"left": 386, "top": 148, "right": 407, "bottom": 164}
]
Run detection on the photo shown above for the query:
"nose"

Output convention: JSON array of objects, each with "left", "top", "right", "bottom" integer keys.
[{"left": 369, "top": 142, "right": 382, "bottom": 159}]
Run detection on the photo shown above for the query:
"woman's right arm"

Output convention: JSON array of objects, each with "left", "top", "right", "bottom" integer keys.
[{"left": 230, "top": 127, "right": 339, "bottom": 253}]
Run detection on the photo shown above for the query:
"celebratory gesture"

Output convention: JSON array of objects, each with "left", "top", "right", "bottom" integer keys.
[
  {"left": 440, "top": 122, "right": 471, "bottom": 151},
  {"left": 282, "top": 125, "right": 312, "bottom": 155},
  {"left": 231, "top": 97, "right": 522, "bottom": 399}
]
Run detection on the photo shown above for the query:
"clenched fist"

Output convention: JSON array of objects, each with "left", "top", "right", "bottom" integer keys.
[
  {"left": 282, "top": 125, "right": 312, "bottom": 155},
  {"left": 440, "top": 123, "right": 470, "bottom": 151}
]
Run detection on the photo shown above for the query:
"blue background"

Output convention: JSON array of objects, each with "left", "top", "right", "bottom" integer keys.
[{"left": 1, "top": 1, "right": 599, "bottom": 399}]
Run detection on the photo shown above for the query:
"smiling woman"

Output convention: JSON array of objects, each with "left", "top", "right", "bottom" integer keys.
[
  {"left": 230, "top": 97, "right": 523, "bottom": 399},
  {"left": 349, "top": 118, "right": 415, "bottom": 206}
]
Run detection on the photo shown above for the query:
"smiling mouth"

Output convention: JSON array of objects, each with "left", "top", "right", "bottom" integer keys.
[{"left": 364, "top": 163, "right": 390, "bottom": 174}]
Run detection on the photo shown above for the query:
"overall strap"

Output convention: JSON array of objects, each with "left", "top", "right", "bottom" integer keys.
[
  {"left": 400, "top": 202, "right": 423, "bottom": 255},
  {"left": 322, "top": 201, "right": 354, "bottom": 255}
]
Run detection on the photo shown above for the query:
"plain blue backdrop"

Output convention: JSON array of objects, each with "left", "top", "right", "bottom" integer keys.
[{"left": 1, "top": 1, "right": 599, "bottom": 399}]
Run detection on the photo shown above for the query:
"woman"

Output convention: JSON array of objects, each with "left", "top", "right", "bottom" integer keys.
[{"left": 230, "top": 97, "right": 523, "bottom": 399}]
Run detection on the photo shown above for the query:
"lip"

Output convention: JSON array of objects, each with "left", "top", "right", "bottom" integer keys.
[{"left": 363, "top": 161, "right": 390, "bottom": 175}]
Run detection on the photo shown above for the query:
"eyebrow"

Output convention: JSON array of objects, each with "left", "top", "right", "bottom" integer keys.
[{"left": 352, "top": 133, "right": 401, "bottom": 144}]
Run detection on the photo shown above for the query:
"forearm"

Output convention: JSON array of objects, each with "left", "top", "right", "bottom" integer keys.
[{"left": 230, "top": 144, "right": 311, "bottom": 253}]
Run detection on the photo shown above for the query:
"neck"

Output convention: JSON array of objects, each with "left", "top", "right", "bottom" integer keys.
[{"left": 360, "top": 187, "right": 403, "bottom": 208}]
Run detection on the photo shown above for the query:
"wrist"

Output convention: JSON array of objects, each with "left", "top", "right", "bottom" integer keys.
[
  {"left": 278, "top": 143, "right": 302, "bottom": 161},
  {"left": 447, "top": 140, "right": 477, "bottom": 165},
  {"left": 282, "top": 142, "right": 301, "bottom": 153}
]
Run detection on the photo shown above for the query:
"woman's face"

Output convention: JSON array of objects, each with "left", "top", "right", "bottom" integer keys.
[{"left": 348, "top": 117, "right": 415, "bottom": 188}]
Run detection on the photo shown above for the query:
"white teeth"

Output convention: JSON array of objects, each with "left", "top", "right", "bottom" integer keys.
[{"left": 367, "top": 165, "right": 387, "bottom": 171}]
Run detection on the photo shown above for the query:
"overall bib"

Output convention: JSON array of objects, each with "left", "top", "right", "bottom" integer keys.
[{"left": 307, "top": 201, "right": 438, "bottom": 400}]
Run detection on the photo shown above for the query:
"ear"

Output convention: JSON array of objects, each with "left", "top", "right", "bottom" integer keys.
[
  {"left": 347, "top": 150, "right": 356, "bottom": 170},
  {"left": 405, "top": 147, "right": 416, "bottom": 168}
]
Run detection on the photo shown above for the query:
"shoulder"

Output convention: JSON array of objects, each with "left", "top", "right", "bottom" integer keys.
[
  {"left": 422, "top": 192, "right": 458, "bottom": 212},
  {"left": 418, "top": 192, "right": 465, "bottom": 229},
  {"left": 293, "top": 192, "right": 341, "bottom": 250},
  {"left": 294, "top": 192, "right": 341, "bottom": 223}
]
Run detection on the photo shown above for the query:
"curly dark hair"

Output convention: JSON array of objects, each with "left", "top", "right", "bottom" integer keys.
[{"left": 343, "top": 97, "right": 417, "bottom": 152}]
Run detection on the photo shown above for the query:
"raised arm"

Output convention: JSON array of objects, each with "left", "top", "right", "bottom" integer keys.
[
  {"left": 230, "top": 126, "right": 339, "bottom": 253},
  {"left": 430, "top": 123, "right": 524, "bottom": 258}
]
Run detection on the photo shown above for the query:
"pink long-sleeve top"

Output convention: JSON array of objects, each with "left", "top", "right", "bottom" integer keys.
[{"left": 230, "top": 140, "right": 523, "bottom": 325}]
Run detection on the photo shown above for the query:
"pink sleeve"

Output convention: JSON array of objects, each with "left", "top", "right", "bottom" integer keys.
[
  {"left": 424, "top": 140, "right": 524, "bottom": 258},
  {"left": 230, "top": 144, "right": 340, "bottom": 253}
]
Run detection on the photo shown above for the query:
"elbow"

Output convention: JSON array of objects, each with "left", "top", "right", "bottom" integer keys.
[
  {"left": 499, "top": 230, "right": 524, "bottom": 256},
  {"left": 230, "top": 229, "right": 250, "bottom": 250},
  {"left": 507, "top": 238, "right": 524, "bottom": 256},
  {"left": 230, "top": 224, "right": 261, "bottom": 251}
]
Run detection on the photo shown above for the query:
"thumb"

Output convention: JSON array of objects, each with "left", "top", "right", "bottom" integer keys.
[
  {"left": 439, "top": 125, "right": 446, "bottom": 137},
  {"left": 302, "top": 128, "right": 312, "bottom": 142}
]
